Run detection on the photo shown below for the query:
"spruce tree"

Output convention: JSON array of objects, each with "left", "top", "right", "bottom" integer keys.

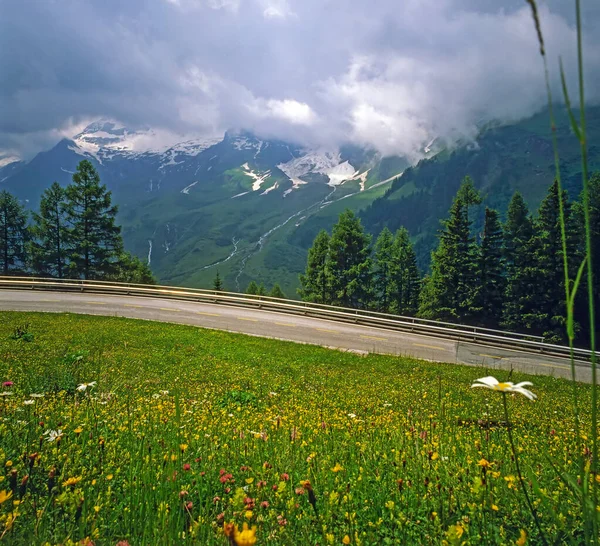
[
  {"left": 0, "top": 190, "right": 28, "bottom": 275},
  {"left": 373, "top": 227, "right": 394, "bottom": 312},
  {"left": 327, "top": 210, "right": 372, "bottom": 308},
  {"left": 527, "top": 180, "right": 576, "bottom": 340},
  {"left": 30, "top": 182, "right": 70, "bottom": 278},
  {"left": 246, "top": 280, "right": 259, "bottom": 295},
  {"left": 109, "top": 252, "right": 156, "bottom": 284},
  {"left": 257, "top": 283, "right": 267, "bottom": 296},
  {"left": 502, "top": 192, "right": 534, "bottom": 330},
  {"left": 573, "top": 172, "right": 600, "bottom": 339},
  {"left": 270, "top": 283, "right": 286, "bottom": 299},
  {"left": 390, "top": 227, "right": 421, "bottom": 316},
  {"left": 298, "top": 230, "right": 331, "bottom": 303},
  {"left": 418, "top": 178, "right": 481, "bottom": 321},
  {"left": 473, "top": 208, "right": 505, "bottom": 325},
  {"left": 65, "top": 160, "right": 122, "bottom": 279},
  {"left": 212, "top": 271, "right": 224, "bottom": 291}
]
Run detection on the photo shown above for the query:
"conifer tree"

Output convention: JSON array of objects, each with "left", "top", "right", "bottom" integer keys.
[
  {"left": 390, "top": 227, "right": 421, "bottom": 315},
  {"left": 327, "top": 210, "right": 372, "bottom": 308},
  {"left": 527, "top": 180, "right": 576, "bottom": 340},
  {"left": 418, "top": 178, "right": 481, "bottom": 321},
  {"left": 373, "top": 227, "right": 394, "bottom": 312},
  {"left": 29, "top": 182, "right": 70, "bottom": 278},
  {"left": 502, "top": 192, "right": 534, "bottom": 330},
  {"left": 109, "top": 252, "right": 156, "bottom": 284},
  {"left": 573, "top": 173, "right": 600, "bottom": 339},
  {"left": 65, "top": 160, "right": 122, "bottom": 279},
  {"left": 212, "top": 271, "right": 224, "bottom": 291},
  {"left": 0, "top": 190, "right": 28, "bottom": 275},
  {"left": 257, "top": 283, "right": 267, "bottom": 296},
  {"left": 246, "top": 280, "right": 259, "bottom": 295},
  {"left": 473, "top": 208, "right": 505, "bottom": 325},
  {"left": 298, "top": 230, "right": 331, "bottom": 303},
  {"left": 270, "top": 283, "right": 286, "bottom": 299}
]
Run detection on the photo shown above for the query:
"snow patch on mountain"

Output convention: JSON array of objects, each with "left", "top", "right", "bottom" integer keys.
[
  {"left": 277, "top": 150, "right": 357, "bottom": 189},
  {"left": 242, "top": 163, "right": 271, "bottom": 191},
  {"left": 181, "top": 181, "right": 199, "bottom": 194},
  {"left": 260, "top": 182, "right": 278, "bottom": 196}
]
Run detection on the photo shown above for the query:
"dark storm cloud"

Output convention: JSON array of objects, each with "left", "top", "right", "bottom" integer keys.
[{"left": 1, "top": 0, "right": 599, "bottom": 159}]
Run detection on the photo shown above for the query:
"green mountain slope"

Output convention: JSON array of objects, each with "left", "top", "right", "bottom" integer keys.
[{"left": 361, "top": 106, "right": 600, "bottom": 269}]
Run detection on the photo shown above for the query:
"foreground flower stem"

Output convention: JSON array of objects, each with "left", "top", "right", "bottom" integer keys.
[{"left": 502, "top": 393, "right": 548, "bottom": 546}]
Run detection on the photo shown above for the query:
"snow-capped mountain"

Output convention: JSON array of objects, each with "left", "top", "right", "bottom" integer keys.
[
  {"left": 0, "top": 121, "right": 408, "bottom": 293},
  {"left": 70, "top": 120, "right": 222, "bottom": 165}
]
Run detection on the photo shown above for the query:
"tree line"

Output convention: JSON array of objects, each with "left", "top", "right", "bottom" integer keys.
[
  {"left": 0, "top": 160, "right": 154, "bottom": 283},
  {"left": 299, "top": 174, "right": 599, "bottom": 343}
]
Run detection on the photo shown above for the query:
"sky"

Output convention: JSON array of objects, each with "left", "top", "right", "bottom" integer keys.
[{"left": 1, "top": 0, "right": 600, "bottom": 160}]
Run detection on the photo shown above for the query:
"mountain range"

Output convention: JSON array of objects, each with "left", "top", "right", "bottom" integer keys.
[
  {"left": 2, "top": 107, "right": 598, "bottom": 296},
  {"left": 0, "top": 121, "right": 410, "bottom": 294}
]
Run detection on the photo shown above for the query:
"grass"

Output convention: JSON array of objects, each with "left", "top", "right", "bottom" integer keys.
[{"left": 0, "top": 312, "right": 595, "bottom": 545}]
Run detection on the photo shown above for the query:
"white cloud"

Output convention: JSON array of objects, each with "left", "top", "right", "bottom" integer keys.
[
  {"left": 2, "top": 0, "right": 600, "bottom": 159},
  {"left": 260, "top": 0, "right": 295, "bottom": 19}
]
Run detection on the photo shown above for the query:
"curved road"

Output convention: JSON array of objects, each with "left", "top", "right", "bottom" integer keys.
[{"left": 0, "top": 289, "right": 593, "bottom": 383}]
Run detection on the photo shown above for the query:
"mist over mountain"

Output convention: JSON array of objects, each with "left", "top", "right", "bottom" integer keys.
[{"left": 2, "top": 0, "right": 600, "bottom": 161}]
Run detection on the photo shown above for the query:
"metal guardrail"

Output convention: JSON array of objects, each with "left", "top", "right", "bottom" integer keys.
[{"left": 0, "top": 276, "right": 594, "bottom": 364}]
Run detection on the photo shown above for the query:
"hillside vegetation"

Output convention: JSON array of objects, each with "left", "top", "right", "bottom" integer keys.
[{"left": 0, "top": 312, "right": 594, "bottom": 544}]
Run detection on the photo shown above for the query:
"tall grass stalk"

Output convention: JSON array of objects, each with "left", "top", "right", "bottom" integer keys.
[{"left": 527, "top": 0, "right": 598, "bottom": 541}]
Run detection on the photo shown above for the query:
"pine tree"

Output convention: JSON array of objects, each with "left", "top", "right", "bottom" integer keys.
[
  {"left": 573, "top": 172, "right": 600, "bottom": 339},
  {"left": 390, "top": 228, "right": 421, "bottom": 315},
  {"left": 29, "top": 182, "right": 70, "bottom": 278},
  {"left": 327, "top": 210, "right": 372, "bottom": 308},
  {"left": 418, "top": 178, "right": 481, "bottom": 321},
  {"left": 65, "top": 160, "right": 122, "bottom": 279},
  {"left": 373, "top": 227, "right": 394, "bottom": 312},
  {"left": 246, "top": 280, "right": 259, "bottom": 295},
  {"left": 212, "top": 271, "right": 224, "bottom": 291},
  {"left": 526, "top": 180, "right": 576, "bottom": 340},
  {"left": 502, "top": 192, "right": 534, "bottom": 330},
  {"left": 473, "top": 208, "right": 505, "bottom": 325},
  {"left": 270, "top": 283, "right": 286, "bottom": 299},
  {"left": 109, "top": 252, "right": 156, "bottom": 284},
  {"left": 0, "top": 190, "right": 28, "bottom": 275},
  {"left": 257, "top": 283, "right": 267, "bottom": 296},
  {"left": 298, "top": 230, "right": 331, "bottom": 303}
]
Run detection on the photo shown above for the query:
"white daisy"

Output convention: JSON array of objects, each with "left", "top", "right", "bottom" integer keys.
[{"left": 471, "top": 376, "right": 537, "bottom": 400}]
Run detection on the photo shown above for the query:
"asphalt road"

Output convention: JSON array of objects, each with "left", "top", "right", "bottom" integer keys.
[{"left": 0, "top": 289, "right": 593, "bottom": 383}]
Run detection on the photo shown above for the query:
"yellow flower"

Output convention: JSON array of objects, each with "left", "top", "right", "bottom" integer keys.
[
  {"left": 106, "top": 474, "right": 113, "bottom": 481},
  {"left": 0, "top": 490, "right": 12, "bottom": 504},
  {"left": 477, "top": 458, "right": 491, "bottom": 468},
  {"left": 5, "top": 461, "right": 12, "bottom": 468},
  {"left": 179, "top": 444, "right": 188, "bottom": 452},
  {"left": 74, "top": 427, "right": 83, "bottom": 434},
  {"left": 491, "top": 504, "right": 499, "bottom": 511},
  {"left": 431, "top": 452, "right": 439, "bottom": 461},
  {"left": 331, "top": 463, "right": 344, "bottom": 473},
  {"left": 385, "top": 500, "right": 394, "bottom": 510},
  {"left": 233, "top": 522, "right": 257, "bottom": 546},
  {"left": 343, "top": 535, "right": 351, "bottom": 544},
  {"left": 244, "top": 510, "right": 253, "bottom": 519},
  {"left": 62, "top": 476, "right": 82, "bottom": 487},
  {"left": 516, "top": 529, "right": 527, "bottom": 546}
]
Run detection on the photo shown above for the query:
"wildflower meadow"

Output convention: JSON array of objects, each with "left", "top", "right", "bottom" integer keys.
[{"left": 0, "top": 312, "right": 596, "bottom": 545}]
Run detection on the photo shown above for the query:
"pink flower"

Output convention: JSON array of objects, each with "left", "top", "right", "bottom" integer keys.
[
  {"left": 183, "top": 464, "right": 191, "bottom": 471},
  {"left": 2, "top": 381, "right": 13, "bottom": 387},
  {"left": 260, "top": 501, "right": 269, "bottom": 509},
  {"left": 280, "top": 473, "right": 290, "bottom": 481}
]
